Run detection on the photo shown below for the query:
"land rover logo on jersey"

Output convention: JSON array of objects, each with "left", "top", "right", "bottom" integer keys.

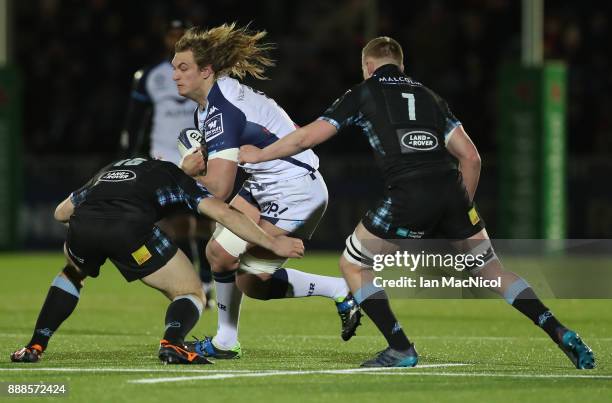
[
  {"left": 204, "top": 114, "right": 224, "bottom": 141},
  {"left": 400, "top": 131, "right": 438, "bottom": 151},
  {"left": 99, "top": 170, "right": 136, "bottom": 182}
]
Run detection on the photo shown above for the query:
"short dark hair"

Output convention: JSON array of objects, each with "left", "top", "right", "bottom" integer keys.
[{"left": 362, "top": 37, "right": 403, "bottom": 65}]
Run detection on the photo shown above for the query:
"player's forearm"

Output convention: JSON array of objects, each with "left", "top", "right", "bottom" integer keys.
[
  {"left": 201, "top": 200, "right": 275, "bottom": 250},
  {"left": 259, "top": 128, "right": 311, "bottom": 162},
  {"left": 220, "top": 207, "right": 276, "bottom": 250},
  {"left": 195, "top": 174, "right": 232, "bottom": 201},
  {"left": 458, "top": 156, "right": 481, "bottom": 201}
]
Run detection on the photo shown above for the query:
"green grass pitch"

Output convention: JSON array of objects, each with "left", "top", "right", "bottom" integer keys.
[{"left": 1, "top": 252, "right": 611, "bottom": 402}]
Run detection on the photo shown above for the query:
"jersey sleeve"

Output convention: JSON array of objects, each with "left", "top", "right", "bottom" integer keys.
[
  {"left": 318, "top": 86, "right": 362, "bottom": 130},
  {"left": 168, "top": 163, "right": 213, "bottom": 212},
  {"left": 69, "top": 180, "right": 94, "bottom": 207},
  {"left": 69, "top": 161, "right": 116, "bottom": 206},
  {"left": 439, "top": 99, "right": 462, "bottom": 144},
  {"left": 203, "top": 106, "right": 246, "bottom": 161}
]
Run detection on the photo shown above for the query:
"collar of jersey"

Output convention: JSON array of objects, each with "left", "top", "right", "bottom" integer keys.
[{"left": 372, "top": 64, "right": 402, "bottom": 77}]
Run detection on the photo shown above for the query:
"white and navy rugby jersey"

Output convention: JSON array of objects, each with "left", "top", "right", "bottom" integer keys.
[
  {"left": 195, "top": 76, "right": 319, "bottom": 184},
  {"left": 133, "top": 61, "right": 197, "bottom": 164}
]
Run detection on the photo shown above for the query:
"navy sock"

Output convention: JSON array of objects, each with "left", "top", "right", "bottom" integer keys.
[
  {"left": 163, "top": 297, "right": 200, "bottom": 345},
  {"left": 267, "top": 269, "right": 289, "bottom": 299},
  {"left": 28, "top": 275, "right": 81, "bottom": 350},
  {"left": 360, "top": 290, "right": 411, "bottom": 351},
  {"left": 512, "top": 288, "right": 565, "bottom": 342}
]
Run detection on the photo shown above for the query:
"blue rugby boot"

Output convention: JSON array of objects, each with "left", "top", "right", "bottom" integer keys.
[
  {"left": 360, "top": 344, "right": 418, "bottom": 367},
  {"left": 336, "top": 293, "right": 362, "bottom": 341},
  {"left": 186, "top": 336, "right": 242, "bottom": 359},
  {"left": 558, "top": 330, "right": 595, "bottom": 369}
]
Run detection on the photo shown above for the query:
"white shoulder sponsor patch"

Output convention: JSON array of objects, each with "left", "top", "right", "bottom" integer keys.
[
  {"left": 204, "top": 114, "right": 224, "bottom": 141},
  {"left": 98, "top": 170, "right": 137, "bottom": 182}
]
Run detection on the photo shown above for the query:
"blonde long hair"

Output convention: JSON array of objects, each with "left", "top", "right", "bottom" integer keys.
[{"left": 175, "top": 22, "right": 275, "bottom": 80}]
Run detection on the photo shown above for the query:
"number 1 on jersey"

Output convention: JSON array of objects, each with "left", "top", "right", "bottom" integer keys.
[{"left": 401, "top": 93, "right": 416, "bottom": 121}]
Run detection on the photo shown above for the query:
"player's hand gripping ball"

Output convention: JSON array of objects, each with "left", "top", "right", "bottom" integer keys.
[{"left": 178, "top": 128, "right": 208, "bottom": 175}]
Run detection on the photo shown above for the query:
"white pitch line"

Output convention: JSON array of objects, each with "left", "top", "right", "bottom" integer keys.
[
  {"left": 3, "top": 365, "right": 609, "bottom": 383},
  {"left": 127, "top": 364, "right": 469, "bottom": 384},
  {"left": 129, "top": 368, "right": 612, "bottom": 384},
  {"left": 0, "top": 364, "right": 466, "bottom": 374},
  {"left": 0, "top": 368, "right": 258, "bottom": 373},
  {"left": 368, "top": 372, "right": 612, "bottom": 380}
]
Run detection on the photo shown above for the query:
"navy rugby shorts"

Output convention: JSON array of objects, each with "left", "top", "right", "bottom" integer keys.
[
  {"left": 362, "top": 170, "right": 485, "bottom": 240},
  {"left": 65, "top": 215, "right": 178, "bottom": 282}
]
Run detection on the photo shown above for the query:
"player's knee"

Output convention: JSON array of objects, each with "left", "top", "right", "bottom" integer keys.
[
  {"left": 341, "top": 232, "right": 374, "bottom": 270},
  {"left": 237, "top": 254, "right": 288, "bottom": 300},
  {"left": 166, "top": 282, "right": 205, "bottom": 303},
  {"left": 236, "top": 270, "right": 287, "bottom": 301},
  {"left": 61, "top": 264, "right": 86, "bottom": 289},
  {"left": 239, "top": 254, "right": 285, "bottom": 274},
  {"left": 464, "top": 239, "right": 498, "bottom": 275},
  {"left": 190, "top": 284, "right": 205, "bottom": 303},
  {"left": 53, "top": 265, "right": 85, "bottom": 298},
  {"left": 206, "top": 240, "right": 239, "bottom": 271},
  {"left": 208, "top": 225, "right": 248, "bottom": 266}
]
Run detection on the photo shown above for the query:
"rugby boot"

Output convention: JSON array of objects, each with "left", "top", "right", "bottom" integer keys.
[
  {"left": 558, "top": 330, "right": 595, "bottom": 369},
  {"left": 158, "top": 339, "right": 212, "bottom": 365},
  {"left": 186, "top": 336, "right": 241, "bottom": 359},
  {"left": 10, "top": 344, "right": 43, "bottom": 363},
  {"left": 360, "top": 344, "right": 418, "bottom": 367},
  {"left": 336, "top": 293, "right": 362, "bottom": 341}
]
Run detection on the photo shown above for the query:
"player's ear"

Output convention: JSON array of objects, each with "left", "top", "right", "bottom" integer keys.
[
  {"left": 200, "top": 64, "right": 214, "bottom": 79},
  {"left": 362, "top": 58, "right": 374, "bottom": 79}
]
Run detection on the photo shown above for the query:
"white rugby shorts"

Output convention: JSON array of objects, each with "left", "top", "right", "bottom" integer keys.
[{"left": 212, "top": 171, "right": 328, "bottom": 257}]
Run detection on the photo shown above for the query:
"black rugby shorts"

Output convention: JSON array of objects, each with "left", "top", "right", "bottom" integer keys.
[{"left": 66, "top": 215, "right": 178, "bottom": 282}]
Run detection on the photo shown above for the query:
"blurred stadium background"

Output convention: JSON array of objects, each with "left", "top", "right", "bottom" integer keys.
[
  {"left": 1, "top": 3, "right": 611, "bottom": 401},
  {"left": 0, "top": 0, "right": 611, "bottom": 251}
]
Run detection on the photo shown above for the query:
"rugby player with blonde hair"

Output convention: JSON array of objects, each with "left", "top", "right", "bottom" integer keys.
[{"left": 174, "top": 23, "right": 361, "bottom": 359}]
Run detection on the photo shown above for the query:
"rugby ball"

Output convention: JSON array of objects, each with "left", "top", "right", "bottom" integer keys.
[{"left": 177, "top": 128, "right": 204, "bottom": 158}]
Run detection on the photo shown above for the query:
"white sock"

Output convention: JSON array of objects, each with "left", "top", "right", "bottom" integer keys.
[
  {"left": 212, "top": 277, "right": 242, "bottom": 348},
  {"left": 284, "top": 268, "right": 349, "bottom": 300}
]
